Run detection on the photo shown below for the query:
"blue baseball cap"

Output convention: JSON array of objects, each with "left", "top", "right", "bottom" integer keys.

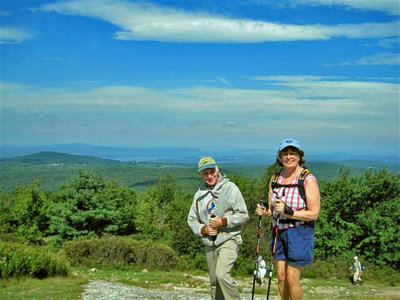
[{"left": 278, "top": 138, "right": 302, "bottom": 152}]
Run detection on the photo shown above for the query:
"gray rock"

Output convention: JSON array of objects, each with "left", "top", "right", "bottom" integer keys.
[{"left": 82, "top": 280, "right": 275, "bottom": 300}]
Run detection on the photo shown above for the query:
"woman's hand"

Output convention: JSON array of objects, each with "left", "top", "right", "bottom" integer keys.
[{"left": 275, "top": 199, "right": 286, "bottom": 215}]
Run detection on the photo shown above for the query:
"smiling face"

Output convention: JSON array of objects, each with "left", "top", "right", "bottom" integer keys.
[
  {"left": 199, "top": 166, "right": 219, "bottom": 187},
  {"left": 279, "top": 146, "right": 301, "bottom": 168}
]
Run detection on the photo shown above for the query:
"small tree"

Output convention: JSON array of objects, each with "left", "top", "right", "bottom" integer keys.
[
  {"left": 49, "top": 170, "right": 137, "bottom": 244},
  {"left": 1, "top": 182, "right": 51, "bottom": 244}
]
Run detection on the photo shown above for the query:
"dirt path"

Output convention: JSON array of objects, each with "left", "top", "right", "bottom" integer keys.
[
  {"left": 82, "top": 275, "right": 400, "bottom": 300},
  {"left": 82, "top": 279, "right": 277, "bottom": 300}
]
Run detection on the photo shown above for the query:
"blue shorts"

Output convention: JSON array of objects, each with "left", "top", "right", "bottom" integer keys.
[{"left": 271, "top": 223, "right": 315, "bottom": 266}]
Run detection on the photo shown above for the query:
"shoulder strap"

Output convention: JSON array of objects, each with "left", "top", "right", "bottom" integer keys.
[
  {"left": 297, "top": 168, "right": 310, "bottom": 201},
  {"left": 271, "top": 168, "right": 310, "bottom": 202},
  {"left": 271, "top": 169, "right": 282, "bottom": 190}
]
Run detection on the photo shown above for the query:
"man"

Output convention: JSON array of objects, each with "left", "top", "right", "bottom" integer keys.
[{"left": 187, "top": 157, "right": 249, "bottom": 300}]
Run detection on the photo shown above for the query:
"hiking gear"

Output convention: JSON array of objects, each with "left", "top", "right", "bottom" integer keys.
[
  {"left": 252, "top": 199, "right": 266, "bottom": 300},
  {"left": 271, "top": 168, "right": 315, "bottom": 230},
  {"left": 284, "top": 203, "right": 294, "bottom": 215},
  {"left": 354, "top": 256, "right": 358, "bottom": 260},
  {"left": 266, "top": 192, "right": 281, "bottom": 300},
  {"left": 278, "top": 138, "right": 302, "bottom": 152},
  {"left": 361, "top": 262, "right": 366, "bottom": 270},
  {"left": 271, "top": 168, "right": 310, "bottom": 201},
  {"left": 210, "top": 214, "right": 217, "bottom": 243},
  {"left": 198, "top": 156, "right": 217, "bottom": 171}
]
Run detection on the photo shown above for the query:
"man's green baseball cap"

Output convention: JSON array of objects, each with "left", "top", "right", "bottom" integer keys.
[{"left": 198, "top": 157, "right": 217, "bottom": 171}]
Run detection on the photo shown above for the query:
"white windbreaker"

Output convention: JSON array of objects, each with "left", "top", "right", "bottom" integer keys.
[{"left": 187, "top": 174, "right": 249, "bottom": 247}]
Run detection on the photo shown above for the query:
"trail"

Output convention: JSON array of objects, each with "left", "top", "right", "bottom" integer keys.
[
  {"left": 82, "top": 280, "right": 277, "bottom": 300},
  {"left": 82, "top": 278, "right": 400, "bottom": 300}
]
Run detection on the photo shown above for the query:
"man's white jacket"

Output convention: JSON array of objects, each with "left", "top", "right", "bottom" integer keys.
[{"left": 187, "top": 174, "right": 249, "bottom": 247}]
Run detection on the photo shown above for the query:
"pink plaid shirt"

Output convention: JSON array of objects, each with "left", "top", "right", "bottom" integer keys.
[{"left": 271, "top": 169, "right": 314, "bottom": 230}]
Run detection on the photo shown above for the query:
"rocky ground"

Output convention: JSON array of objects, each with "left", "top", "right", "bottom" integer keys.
[
  {"left": 82, "top": 275, "right": 400, "bottom": 300},
  {"left": 82, "top": 279, "right": 277, "bottom": 300}
]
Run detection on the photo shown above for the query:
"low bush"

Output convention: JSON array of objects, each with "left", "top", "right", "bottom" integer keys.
[
  {"left": 0, "top": 241, "right": 69, "bottom": 279},
  {"left": 62, "top": 235, "right": 180, "bottom": 271}
]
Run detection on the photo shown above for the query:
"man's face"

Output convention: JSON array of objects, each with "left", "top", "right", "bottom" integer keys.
[{"left": 199, "top": 166, "right": 219, "bottom": 187}]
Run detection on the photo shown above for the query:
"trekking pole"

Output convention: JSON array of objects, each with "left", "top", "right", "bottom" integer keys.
[
  {"left": 252, "top": 199, "right": 266, "bottom": 300},
  {"left": 266, "top": 191, "right": 281, "bottom": 300}
]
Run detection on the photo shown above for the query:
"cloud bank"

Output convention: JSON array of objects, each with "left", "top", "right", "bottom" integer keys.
[
  {"left": 2, "top": 76, "right": 398, "bottom": 149},
  {"left": 39, "top": 0, "right": 399, "bottom": 43}
]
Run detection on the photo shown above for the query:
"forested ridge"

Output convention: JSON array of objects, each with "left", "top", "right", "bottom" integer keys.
[
  {"left": 1, "top": 151, "right": 396, "bottom": 194},
  {"left": 1, "top": 151, "right": 399, "bottom": 286}
]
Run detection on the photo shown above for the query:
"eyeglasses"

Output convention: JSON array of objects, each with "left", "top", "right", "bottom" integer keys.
[{"left": 280, "top": 151, "right": 299, "bottom": 157}]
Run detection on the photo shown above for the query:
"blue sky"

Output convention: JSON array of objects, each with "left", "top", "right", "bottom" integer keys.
[{"left": 1, "top": 0, "right": 399, "bottom": 158}]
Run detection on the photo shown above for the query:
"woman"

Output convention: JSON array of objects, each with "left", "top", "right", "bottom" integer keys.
[{"left": 256, "top": 138, "right": 320, "bottom": 300}]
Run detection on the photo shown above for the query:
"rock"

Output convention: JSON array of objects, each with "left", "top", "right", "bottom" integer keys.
[{"left": 82, "top": 279, "right": 271, "bottom": 300}]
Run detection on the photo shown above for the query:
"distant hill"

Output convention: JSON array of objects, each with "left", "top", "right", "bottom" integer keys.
[
  {"left": 2, "top": 143, "right": 398, "bottom": 166},
  {"left": 0, "top": 151, "right": 123, "bottom": 166},
  {"left": 0, "top": 151, "right": 397, "bottom": 194},
  {"left": 0, "top": 143, "right": 274, "bottom": 164}
]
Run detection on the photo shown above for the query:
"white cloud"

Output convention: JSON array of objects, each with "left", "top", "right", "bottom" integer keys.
[
  {"left": 0, "top": 26, "right": 36, "bottom": 44},
  {"left": 286, "top": 0, "right": 400, "bottom": 15},
  {"left": 2, "top": 76, "right": 397, "bottom": 119},
  {"left": 39, "top": 0, "right": 399, "bottom": 43},
  {"left": 2, "top": 77, "right": 398, "bottom": 149},
  {"left": 377, "top": 37, "right": 400, "bottom": 49},
  {"left": 217, "top": 77, "right": 230, "bottom": 85},
  {"left": 353, "top": 53, "right": 400, "bottom": 65},
  {"left": 326, "top": 52, "right": 400, "bottom": 66}
]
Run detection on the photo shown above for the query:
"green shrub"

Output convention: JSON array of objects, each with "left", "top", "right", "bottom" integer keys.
[
  {"left": 0, "top": 233, "right": 19, "bottom": 243},
  {"left": 301, "top": 257, "right": 400, "bottom": 285},
  {"left": 0, "top": 241, "right": 69, "bottom": 279},
  {"left": 62, "top": 235, "right": 179, "bottom": 271},
  {"left": 302, "top": 259, "right": 341, "bottom": 279}
]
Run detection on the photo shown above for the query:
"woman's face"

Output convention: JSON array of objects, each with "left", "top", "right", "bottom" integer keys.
[{"left": 279, "top": 147, "right": 300, "bottom": 168}]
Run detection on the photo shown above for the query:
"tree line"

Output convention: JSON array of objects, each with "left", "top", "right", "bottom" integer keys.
[{"left": 0, "top": 165, "right": 399, "bottom": 275}]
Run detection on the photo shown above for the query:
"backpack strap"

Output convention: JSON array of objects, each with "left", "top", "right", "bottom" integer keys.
[
  {"left": 271, "top": 167, "right": 310, "bottom": 203},
  {"left": 297, "top": 168, "right": 310, "bottom": 201},
  {"left": 271, "top": 170, "right": 281, "bottom": 190}
]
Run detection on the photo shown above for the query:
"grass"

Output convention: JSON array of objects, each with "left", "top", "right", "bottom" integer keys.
[{"left": 0, "top": 275, "right": 87, "bottom": 300}]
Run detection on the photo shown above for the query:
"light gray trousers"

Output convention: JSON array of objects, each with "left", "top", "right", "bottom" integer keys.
[{"left": 205, "top": 236, "right": 242, "bottom": 300}]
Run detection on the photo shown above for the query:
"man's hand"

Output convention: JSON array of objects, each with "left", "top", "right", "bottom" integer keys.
[
  {"left": 209, "top": 216, "right": 223, "bottom": 228},
  {"left": 206, "top": 226, "right": 218, "bottom": 236}
]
